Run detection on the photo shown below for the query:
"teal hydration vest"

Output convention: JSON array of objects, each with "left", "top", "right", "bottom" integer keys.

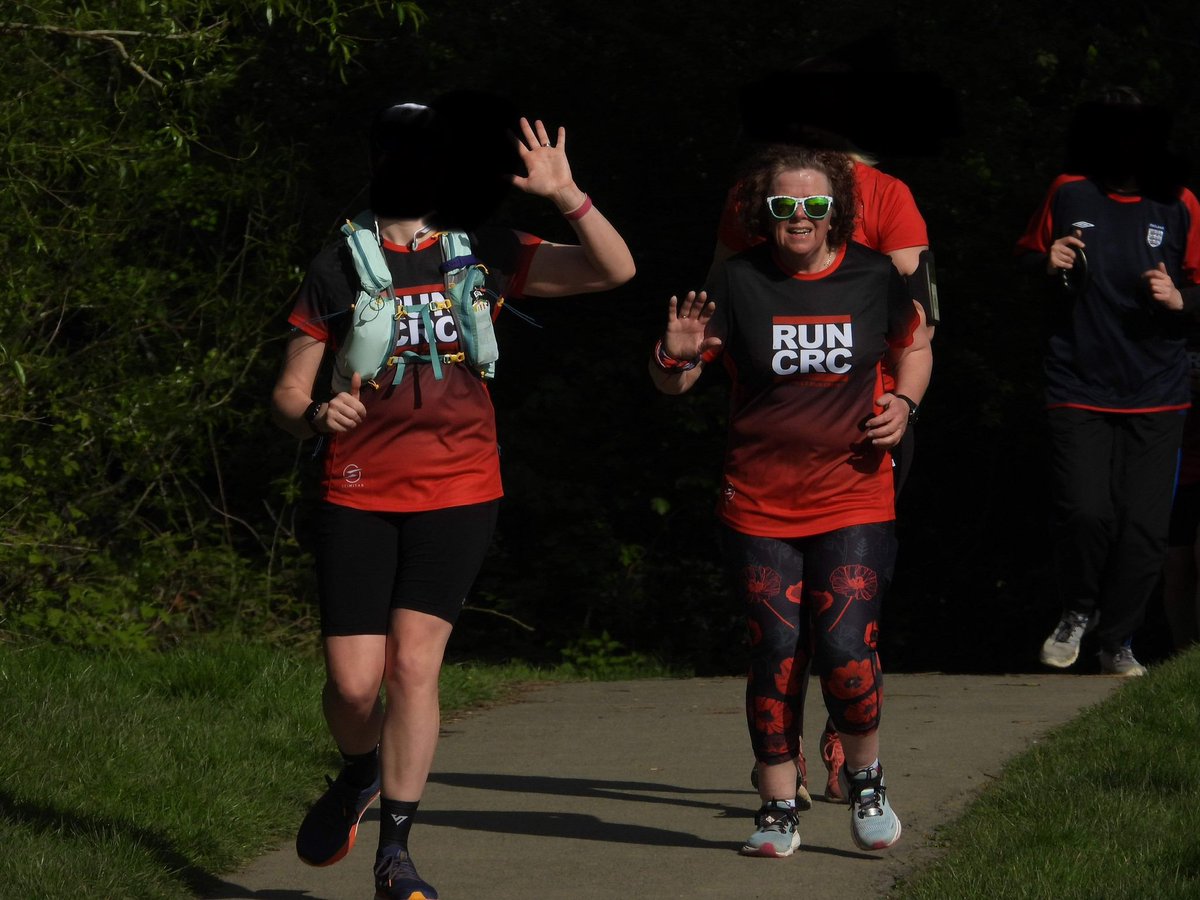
[{"left": 331, "top": 211, "right": 502, "bottom": 393}]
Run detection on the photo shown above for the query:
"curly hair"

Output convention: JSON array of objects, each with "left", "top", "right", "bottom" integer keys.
[{"left": 734, "top": 145, "right": 858, "bottom": 249}]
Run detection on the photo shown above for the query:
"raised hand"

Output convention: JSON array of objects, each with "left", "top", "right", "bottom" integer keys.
[
  {"left": 664, "top": 291, "right": 722, "bottom": 361},
  {"left": 510, "top": 118, "right": 580, "bottom": 209}
]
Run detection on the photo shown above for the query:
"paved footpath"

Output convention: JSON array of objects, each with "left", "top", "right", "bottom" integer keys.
[{"left": 205, "top": 673, "right": 1119, "bottom": 900}]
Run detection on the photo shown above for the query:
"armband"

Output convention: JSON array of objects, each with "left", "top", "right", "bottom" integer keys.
[{"left": 904, "top": 249, "right": 940, "bottom": 325}]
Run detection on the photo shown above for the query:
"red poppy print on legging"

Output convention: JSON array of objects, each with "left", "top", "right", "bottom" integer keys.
[
  {"left": 827, "top": 564, "right": 879, "bottom": 630},
  {"left": 827, "top": 657, "right": 877, "bottom": 700}
]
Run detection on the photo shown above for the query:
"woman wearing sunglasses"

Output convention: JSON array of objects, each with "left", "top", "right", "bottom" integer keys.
[{"left": 650, "top": 145, "right": 931, "bottom": 857}]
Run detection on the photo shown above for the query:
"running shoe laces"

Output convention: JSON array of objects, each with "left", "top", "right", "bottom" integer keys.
[
  {"left": 758, "top": 803, "right": 799, "bottom": 834},
  {"left": 821, "top": 727, "right": 846, "bottom": 803},
  {"left": 1054, "top": 612, "right": 1090, "bottom": 643}
]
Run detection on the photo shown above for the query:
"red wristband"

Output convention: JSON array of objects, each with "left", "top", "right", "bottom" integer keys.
[{"left": 563, "top": 194, "right": 593, "bottom": 221}]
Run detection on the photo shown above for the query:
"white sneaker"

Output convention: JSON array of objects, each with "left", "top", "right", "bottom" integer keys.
[
  {"left": 1099, "top": 645, "right": 1147, "bottom": 677},
  {"left": 740, "top": 800, "right": 801, "bottom": 857},
  {"left": 1039, "top": 611, "right": 1093, "bottom": 668},
  {"left": 840, "top": 762, "right": 901, "bottom": 851}
]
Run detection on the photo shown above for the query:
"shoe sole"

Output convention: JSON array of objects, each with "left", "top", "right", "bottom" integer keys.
[
  {"left": 1040, "top": 646, "right": 1080, "bottom": 668},
  {"left": 375, "top": 891, "right": 435, "bottom": 900},
  {"left": 297, "top": 787, "right": 381, "bottom": 867}
]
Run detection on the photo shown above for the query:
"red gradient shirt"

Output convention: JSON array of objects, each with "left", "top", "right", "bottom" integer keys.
[
  {"left": 288, "top": 227, "right": 541, "bottom": 512},
  {"left": 704, "top": 241, "right": 918, "bottom": 538}
]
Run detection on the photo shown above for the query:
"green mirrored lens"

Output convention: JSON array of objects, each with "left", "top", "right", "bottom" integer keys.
[
  {"left": 767, "top": 196, "right": 798, "bottom": 219},
  {"left": 802, "top": 196, "right": 831, "bottom": 219}
]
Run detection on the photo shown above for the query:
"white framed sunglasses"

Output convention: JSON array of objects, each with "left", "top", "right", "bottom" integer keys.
[{"left": 765, "top": 194, "right": 834, "bottom": 220}]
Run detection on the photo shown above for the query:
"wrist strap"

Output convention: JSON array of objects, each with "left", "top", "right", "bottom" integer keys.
[{"left": 894, "top": 393, "right": 919, "bottom": 423}]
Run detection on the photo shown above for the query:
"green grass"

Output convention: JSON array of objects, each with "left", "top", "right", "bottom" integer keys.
[
  {"left": 0, "top": 637, "right": 667, "bottom": 899},
  {"left": 892, "top": 646, "right": 1200, "bottom": 900}
]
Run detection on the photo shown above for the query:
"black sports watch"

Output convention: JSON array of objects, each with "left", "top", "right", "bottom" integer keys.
[
  {"left": 894, "top": 394, "right": 919, "bottom": 424},
  {"left": 304, "top": 400, "right": 325, "bottom": 431}
]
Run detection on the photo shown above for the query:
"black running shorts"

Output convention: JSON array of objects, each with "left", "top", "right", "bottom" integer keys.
[{"left": 311, "top": 500, "right": 499, "bottom": 635}]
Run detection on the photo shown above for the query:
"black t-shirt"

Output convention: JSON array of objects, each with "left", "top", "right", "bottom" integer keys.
[{"left": 702, "top": 241, "right": 917, "bottom": 537}]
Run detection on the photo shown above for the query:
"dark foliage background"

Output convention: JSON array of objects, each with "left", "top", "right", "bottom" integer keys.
[{"left": 4, "top": 0, "right": 1199, "bottom": 673}]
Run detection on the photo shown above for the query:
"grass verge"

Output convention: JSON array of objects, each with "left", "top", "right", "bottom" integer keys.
[
  {"left": 0, "top": 637, "right": 672, "bottom": 899},
  {"left": 892, "top": 646, "right": 1200, "bottom": 899}
]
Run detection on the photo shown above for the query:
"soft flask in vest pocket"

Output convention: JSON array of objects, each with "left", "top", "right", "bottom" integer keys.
[
  {"left": 441, "top": 231, "right": 500, "bottom": 380},
  {"left": 332, "top": 216, "right": 399, "bottom": 393}
]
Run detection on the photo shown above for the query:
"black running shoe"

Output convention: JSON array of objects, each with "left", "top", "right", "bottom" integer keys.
[
  {"left": 374, "top": 849, "right": 438, "bottom": 900},
  {"left": 295, "top": 770, "right": 381, "bottom": 866}
]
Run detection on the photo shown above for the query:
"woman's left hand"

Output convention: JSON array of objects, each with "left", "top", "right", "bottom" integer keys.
[
  {"left": 863, "top": 393, "right": 909, "bottom": 448},
  {"left": 510, "top": 118, "right": 584, "bottom": 212}
]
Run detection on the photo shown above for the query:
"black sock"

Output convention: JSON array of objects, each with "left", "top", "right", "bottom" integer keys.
[
  {"left": 339, "top": 746, "right": 379, "bottom": 790},
  {"left": 378, "top": 798, "right": 419, "bottom": 853}
]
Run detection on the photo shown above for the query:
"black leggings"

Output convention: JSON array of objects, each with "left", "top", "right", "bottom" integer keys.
[{"left": 721, "top": 522, "right": 896, "bottom": 765}]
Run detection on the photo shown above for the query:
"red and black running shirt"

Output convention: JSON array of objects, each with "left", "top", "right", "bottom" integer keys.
[
  {"left": 288, "top": 226, "right": 541, "bottom": 513},
  {"left": 703, "top": 241, "right": 919, "bottom": 538}
]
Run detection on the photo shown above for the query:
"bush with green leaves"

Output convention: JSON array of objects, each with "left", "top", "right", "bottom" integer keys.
[{"left": 0, "top": 0, "right": 422, "bottom": 648}]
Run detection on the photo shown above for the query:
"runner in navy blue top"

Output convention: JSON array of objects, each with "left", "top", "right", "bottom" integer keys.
[{"left": 1017, "top": 89, "right": 1200, "bottom": 676}]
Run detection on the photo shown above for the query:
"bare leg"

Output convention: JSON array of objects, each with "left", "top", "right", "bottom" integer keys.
[
  {"left": 322, "top": 634, "right": 387, "bottom": 755},
  {"left": 840, "top": 730, "right": 880, "bottom": 773},
  {"left": 757, "top": 758, "right": 799, "bottom": 803},
  {"left": 379, "top": 608, "right": 454, "bottom": 801}
]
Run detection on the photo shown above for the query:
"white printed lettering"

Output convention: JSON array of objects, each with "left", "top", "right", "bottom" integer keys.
[
  {"left": 773, "top": 325, "right": 797, "bottom": 350},
  {"left": 826, "top": 348, "right": 851, "bottom": 373}
]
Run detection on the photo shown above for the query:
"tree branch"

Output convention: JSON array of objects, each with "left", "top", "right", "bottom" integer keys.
[{"left": 0, "top": 21, "right": 222, "bottom": 89}]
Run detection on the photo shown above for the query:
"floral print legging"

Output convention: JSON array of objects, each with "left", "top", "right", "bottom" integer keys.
[{"left": 720, "top": 521, "right": 896, "bottom": 765}]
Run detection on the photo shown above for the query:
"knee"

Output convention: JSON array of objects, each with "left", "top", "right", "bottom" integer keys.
[
  {"left": 383, "top": 647, "right": 442, "bottom": 696},
  {"left": 324, "top": 670, "right": 383, "bottom": 715}
]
